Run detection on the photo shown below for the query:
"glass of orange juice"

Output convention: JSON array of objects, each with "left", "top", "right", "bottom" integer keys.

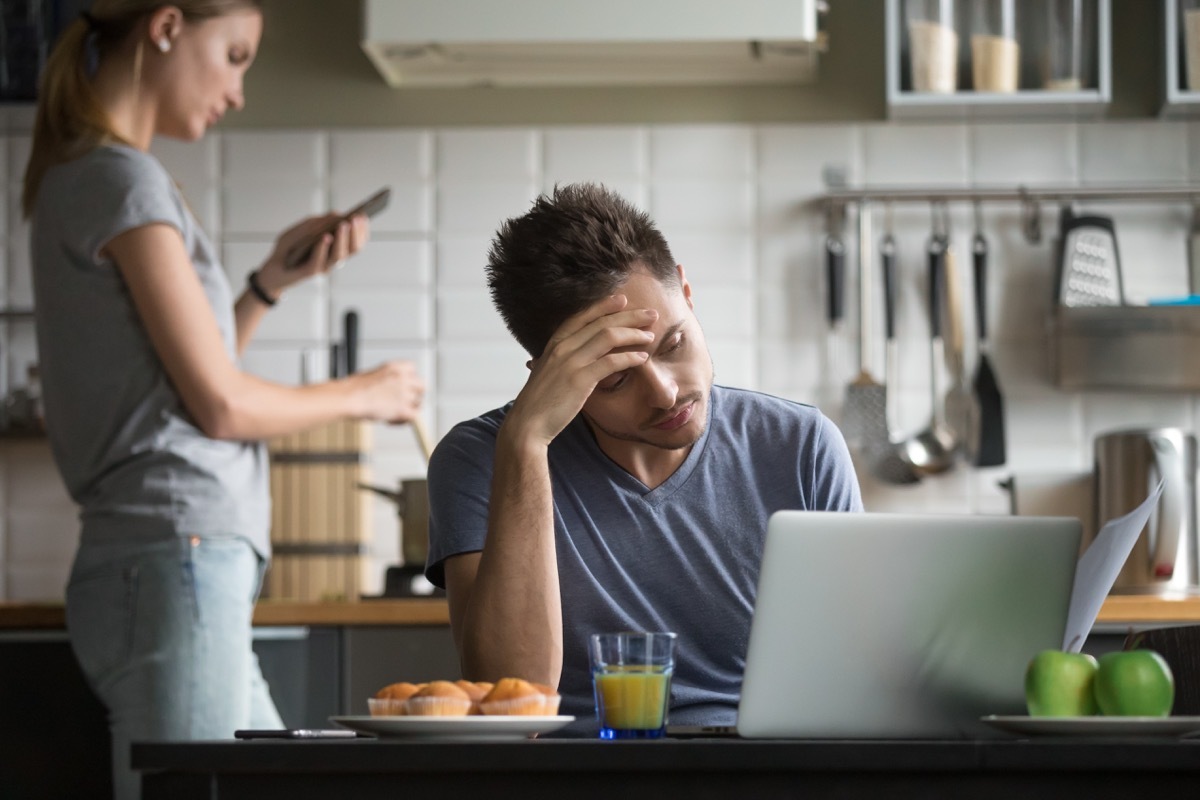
[{"left": 589, "top": 632, "right": 677, "bottom": 740}]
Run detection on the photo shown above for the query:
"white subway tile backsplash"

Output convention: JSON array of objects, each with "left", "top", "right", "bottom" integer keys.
[
  {"left": 437, "top": 236, "right": 493, "bottom": 287},
  {"left": 1081, "top": 394, "right": 1195, "bottom": 444},
  {"left": 151, "top": 135, "right": 219, "bottom": 193},
  {"left": 1078, "top": 122, "right": 1189, "bottom": 185},
  {"left": 437, "top": 129, "right": 539, "bottom": 180},
  {"left": 332, "top": 241, "right": 432, "bottom": 290},
  {"left": 544, "top": 127, "right": 647, "bottom": 183},
  {"left": 222, "top": 184, "right": 325, "bottom": 236},
  {"left": 694, "top": 287, "right": 755, "bottom": 339},
  {"left": 330, "top": 130, "right": 432, "bottom": 181},
  {"left": 333, "top": 289, "right": 431, "bottom": 342},
  {"left": 758, "top": 124, "right": 862, "bottom": 188},
  {"left": 240, "top": 345, "right": 312, "bottom": 385},
  {"left": 438, "top": 287, "right": 510, "bottom": 341},
  {"left": 651, "top": 180, "right": 755, "bottom": 232},
  {"left": 708, "top": 340, "right": 757, "bottom": 389},
  {"left": 12, "top": 114, "right": 1200, "bottom": 597},
  {"left": 862, "top": 124, "right": 970, "bottom": 186},
  {"left": 222, "top": 131, "right": 325, "bottom": 184},
  {"left": 437, "top": 182, "right": 539, "bottom": 234},
  {"left": 651, "top": 126, "right": 755, "bottom": 179},
  {"left": 670, "top": 234, "right": 755, "bottom": 287},
  {"left": 438, "top": 342, "right": 529, "bottom": 396},
  {"left": 754, "top": 341, "right": 825, "bottom": 401},
  {"left": 969, "top": 123, "right": 1078, "bottom": 185}
]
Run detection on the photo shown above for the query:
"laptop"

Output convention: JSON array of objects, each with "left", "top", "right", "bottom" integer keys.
[{"left": 735, "top": 511, "right": 1081, "bottom": 739}]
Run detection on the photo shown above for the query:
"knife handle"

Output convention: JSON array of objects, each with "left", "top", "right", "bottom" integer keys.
[{"left": 343, "top": 311, "right": 359, "bottom": 375}]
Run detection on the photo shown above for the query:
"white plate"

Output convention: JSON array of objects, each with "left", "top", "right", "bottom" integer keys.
[
  {"left": 981, "top": 715, "right": 1200, "bottom": 738},
  {"left": 330, "top": 715, "right": 575, "bottom": 740}
]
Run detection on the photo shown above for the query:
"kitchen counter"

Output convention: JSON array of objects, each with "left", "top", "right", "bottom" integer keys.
[
  {"left": 0, "top": 598, "right": 450, "bottom": 629},
  {"left": 3, "top": 595, "right": 1200, "bottom": 630}
]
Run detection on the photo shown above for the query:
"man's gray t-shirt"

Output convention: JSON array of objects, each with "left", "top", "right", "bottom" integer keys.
[
  {"left": 426, "top": 384, "right": 863, "bottom": 726},
  {"left": 31, "top": 144, "right": 269, "bottom": 554}
]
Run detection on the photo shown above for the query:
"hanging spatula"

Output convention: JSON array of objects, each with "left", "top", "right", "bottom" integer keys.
[
  {"left": 841, "top": 204, "right": 888, "bottom": 453},
  {"left": 971, "top": 229, "right": 1006, "bottom": 466}
]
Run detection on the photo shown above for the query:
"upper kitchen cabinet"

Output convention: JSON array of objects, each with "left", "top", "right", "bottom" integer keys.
[
  {"left": 360, "top": 0, "right": 825, "bottom": 87},
  {"left": 1164, "top": 0, "right": 1200, "bottom": 116},
  {"left": 886, "top": 0, "right": 1111, "bottom": 119}
]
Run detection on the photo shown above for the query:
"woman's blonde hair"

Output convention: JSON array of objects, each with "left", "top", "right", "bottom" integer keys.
[{"left": 22, "top": 0, "right": 262, "bottom": 218}]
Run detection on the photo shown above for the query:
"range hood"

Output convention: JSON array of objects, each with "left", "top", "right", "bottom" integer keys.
[{"left": 361, "top": 0, "right": 823, "bottom": 88}]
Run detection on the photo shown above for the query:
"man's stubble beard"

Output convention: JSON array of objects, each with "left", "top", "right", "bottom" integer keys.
[{"left": 583, "top": 368, "right": 715, "bottom": 452}]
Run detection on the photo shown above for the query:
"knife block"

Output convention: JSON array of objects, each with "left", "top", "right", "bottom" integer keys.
[{"left": 265, "top": 420, "right": 373, "bottom": 601}]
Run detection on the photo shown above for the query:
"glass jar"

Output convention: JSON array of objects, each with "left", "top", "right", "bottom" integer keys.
[
  {"left": 970, "top": 0, "right": 1019, "bottom": 92},
  {"left": 906, "top": 0, "right": 959, "bottom": 93},
  {"left": 1182, "top": 0, "right": 1200, "bottom": 91},
  {"left": 1041, "top": 0, "right": 1089, "bottom": 91}
]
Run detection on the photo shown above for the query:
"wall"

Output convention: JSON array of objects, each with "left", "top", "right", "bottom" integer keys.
[
  {"left": 2, "top": 117, "right": 1198, "bottom": 601},
  {"left": 222, "top": 0, "right": 1160, "bottom": 129}
]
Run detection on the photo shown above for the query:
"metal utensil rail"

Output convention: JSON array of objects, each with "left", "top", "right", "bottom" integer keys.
[{"left": 818, "top": 184, "right": 1200, "bottom": 244}]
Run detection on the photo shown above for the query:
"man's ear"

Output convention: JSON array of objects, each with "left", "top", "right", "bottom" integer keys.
[{"left": 677, "top": 264, "right": 694, "bottom": 309}]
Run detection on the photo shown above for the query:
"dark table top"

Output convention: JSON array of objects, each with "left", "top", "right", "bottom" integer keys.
[
  {"left": 134, "top": 737, "right": 1200, "bottom": 800},
  {"left": 134, "top": 736, "right": 1200, "bottom": 774}
]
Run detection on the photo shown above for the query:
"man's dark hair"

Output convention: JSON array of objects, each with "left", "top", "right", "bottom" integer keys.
[{"left": 486, "top": 183, "right": 678, "bottom": 357}]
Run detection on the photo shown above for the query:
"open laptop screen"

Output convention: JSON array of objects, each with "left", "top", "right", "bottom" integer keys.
[{"left": 737, "top": 511, "right": 1081, "bottom": 739}]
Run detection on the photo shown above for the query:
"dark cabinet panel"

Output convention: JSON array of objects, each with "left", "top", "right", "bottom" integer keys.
[{"left": 342, "top": 626, "right": 459, "bottom": 715}]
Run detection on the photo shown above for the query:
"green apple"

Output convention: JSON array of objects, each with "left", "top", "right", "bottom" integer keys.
[
  {"left": 1093, "top": 650, "right": 1175, "bottom": 717},
  {"left": 1024, "top": 650, "right": 1099, "bottom": 717}
]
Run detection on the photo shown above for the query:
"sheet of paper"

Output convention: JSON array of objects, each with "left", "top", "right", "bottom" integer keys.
[{"left": 1063, "top": 480, "right": 1165, "bottom": 652}]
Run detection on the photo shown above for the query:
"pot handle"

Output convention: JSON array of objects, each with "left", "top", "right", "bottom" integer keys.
[
  {"left": 1149, "top": 433, "right": 1185, "bottom": 579},
  {"left": 357, "top": 482, "right": 403, "bottom": 506}
]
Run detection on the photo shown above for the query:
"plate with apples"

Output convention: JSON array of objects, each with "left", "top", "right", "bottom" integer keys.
[{"left": 982, "top": 646, "right": 1200, "bottom": 737}]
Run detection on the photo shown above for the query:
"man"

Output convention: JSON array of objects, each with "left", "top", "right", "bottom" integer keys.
[{"left": 426, "top": 183, "right": 862, "bottom": 729}]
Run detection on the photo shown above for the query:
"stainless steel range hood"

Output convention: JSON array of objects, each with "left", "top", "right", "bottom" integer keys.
[{"left": 361, "top": 0, "right": 823, "bottom": 88}]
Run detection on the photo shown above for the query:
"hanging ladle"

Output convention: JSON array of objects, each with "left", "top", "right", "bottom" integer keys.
[{"left": 898, "top": 202, "right": 957, "bottom": 476}]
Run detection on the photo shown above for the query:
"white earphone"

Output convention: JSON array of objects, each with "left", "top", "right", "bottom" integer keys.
[{"left": 157, "top": 37, "right": 171, "bottom": 53}]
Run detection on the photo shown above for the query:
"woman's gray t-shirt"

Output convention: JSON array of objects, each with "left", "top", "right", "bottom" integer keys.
[
  {"left": 426, "top": 384, "right": 863, "bottom": 727},
  {"left": 31, "top": 144, "right": 269, "bottom": 554}
]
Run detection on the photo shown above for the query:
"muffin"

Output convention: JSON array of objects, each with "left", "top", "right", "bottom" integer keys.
[
  {"left": 369, "top": 681, "right": 423, "bottom": 716},
  {"left": 406, "top": 680, "right": 472, "bottom": 716},
  {"left": 479, "top": 678, "right": 551, "bottom": 716},
  {"left": 531, "top": 682, "right": 563, "bottom": 715},
  {"left": 455, "top": 680, "right": 494, "bottom": 715}
]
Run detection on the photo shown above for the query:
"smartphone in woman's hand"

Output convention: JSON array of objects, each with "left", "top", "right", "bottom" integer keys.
[{"left": 284, "top": 187, "right": 391, "bottom": 269}]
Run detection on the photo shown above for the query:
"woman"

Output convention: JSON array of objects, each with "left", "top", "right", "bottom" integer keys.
[{"left": 22, "top": 3, "right": 425, "bottom": 797}]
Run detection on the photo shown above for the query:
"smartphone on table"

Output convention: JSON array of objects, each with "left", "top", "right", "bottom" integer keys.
[
  {"left": 234, "top": 728, "right": 360, "bottom": 739},
  {"left": 283, "top": 186, "right": 392, "bottom": 269}
]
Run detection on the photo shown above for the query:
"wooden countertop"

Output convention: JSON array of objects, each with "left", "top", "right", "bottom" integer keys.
[
  {"left": 0, "top": 598, "right": 450, "bottom": 630},
  {"left": 2, "top": 594, "right": 1199, "bottom": 631}
]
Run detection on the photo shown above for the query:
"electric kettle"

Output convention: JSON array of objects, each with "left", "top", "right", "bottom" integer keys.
[{"left": 1091, "top": 427, "right": 1199, "bottom": 595}]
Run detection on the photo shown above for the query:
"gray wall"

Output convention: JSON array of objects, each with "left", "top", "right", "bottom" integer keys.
[{"left": 229, "top": 0, "right": 1160, "bottom": 130}]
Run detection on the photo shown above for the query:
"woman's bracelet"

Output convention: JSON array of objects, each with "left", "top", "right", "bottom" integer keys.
[{"left": 246, "top": 270, "right": 277, "bottom": 307}]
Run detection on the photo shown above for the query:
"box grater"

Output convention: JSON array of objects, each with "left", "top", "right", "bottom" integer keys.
[{"left": 1056, "top": 211, "right": 1123, "bottom": 307}]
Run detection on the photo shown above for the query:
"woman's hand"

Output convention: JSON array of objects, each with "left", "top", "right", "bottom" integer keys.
[
  {"left": 349, "top": 360, "right": 425, "bottom": 424},
  {"left": 255, "top": 211, "right": 371, "bottom": 297}
]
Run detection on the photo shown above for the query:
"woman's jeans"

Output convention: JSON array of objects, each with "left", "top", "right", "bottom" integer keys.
[{"left": 66, "top": 535, "right": 283, "bottom": 800}]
